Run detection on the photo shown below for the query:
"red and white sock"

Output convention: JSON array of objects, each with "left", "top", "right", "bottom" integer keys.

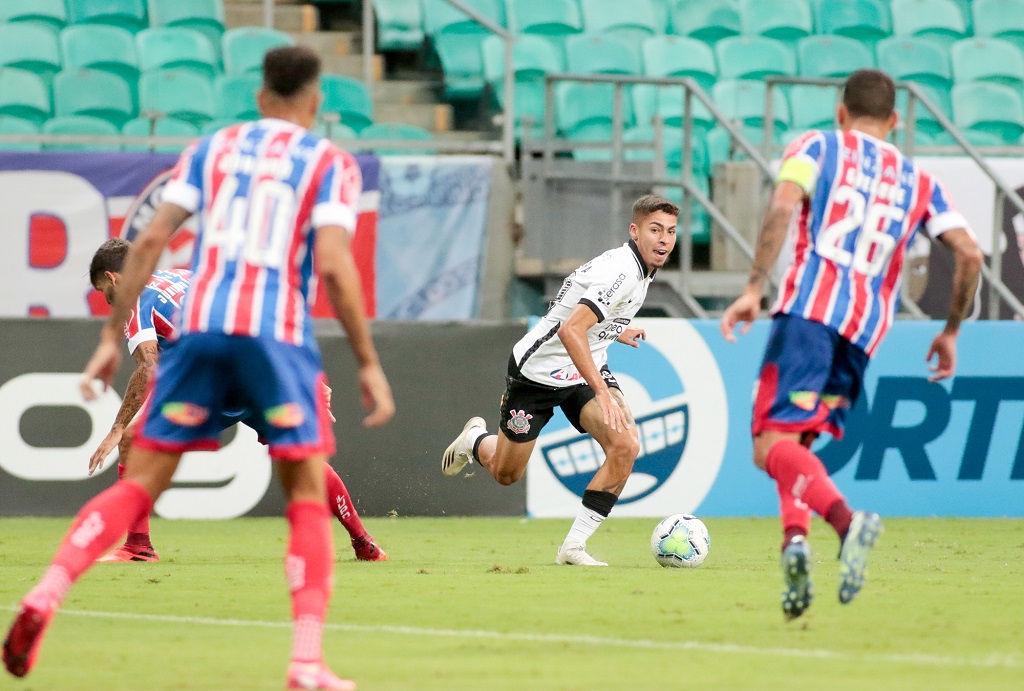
[
  {"left": 766, "top": 438, "right": 853, "bottom": 544},
  {"left": 26, "top": 480, "right": 153, "bottom": 610},
  {"left": 285, "top": 501, "right": 334, "bottom": 664},
  {"left": 324, "top": 463, "right": 367, "bottom": 542},
  {"left": 119, "top": 463, "right": 152, "bottom": 546}
]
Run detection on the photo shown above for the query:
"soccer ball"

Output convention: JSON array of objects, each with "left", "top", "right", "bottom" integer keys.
[{"left": 650, "top": 514, "right": 710, "bottom": 568}]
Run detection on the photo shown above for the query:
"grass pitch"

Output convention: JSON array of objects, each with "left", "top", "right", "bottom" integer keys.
[{"left": 2, "top": 516, "right": 1022, "bottom": 690}]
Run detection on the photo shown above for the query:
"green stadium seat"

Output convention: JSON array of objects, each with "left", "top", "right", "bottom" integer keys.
[
  {"left": 222, "top": 27, "right": 295, "bottom": 74},
  {"left": 951, "top": 38, "right": 1024, "bottom": 88},
  {"left": 739, "top": 0, "right": 812, "bottom": 44},
  {"left": 0, "top": 23, "right": 62, "bottom": 82},
  {"left": 669, "top": 0, "right": 740, "bottom": 45},
  {"left": 623, "top": 126, "right": 709, "bottom": 173},
  {"left": 371, "top": 0, "right": 425, "bottom": 51},
  {"left": 359, "top": 122, "right": 434, "bottom": 153},
  {"left": 556, "top": 82, "right": 635, "bottom": 134},
  {"left": 146, "top": 0, "right": 225, "bottom": 52},
  {"left": 715, "top": 36, "right": 796, "bottom": 81},
  {"left": 432, "top": 33, "right": 489, "bottom": 98},
  {"left": 660, "top": 169, "right": 710, "bottom": 245},
  {"left": 122, "top": 116, "right": 199, "bottom": 152},
  {"left": 42, "top": 115, "right": 120, "bottom": 151},
  {"left": 482, "top": 34, "right": 562, "bottom": 138},
  {"left": 565, "top": 34, "right": 642, "bottom": 75},
  {"left": 216, "top": 73, "right": 260, "bottom": 121},
  {"left": 510, "top": 0, "right": 582, "bottom": 42},
  {"left": 876, "top": 37, "right": 951, "bottom": 92},
  {"left": 951, "top": 0, "right": 973, "bottom": 32},
  {"left": 320, "top": 74, "right": 374, "bottom": 132},
  {"left": 952, "top": 82, "right": 1024, "bottom": 143},
  {"left": 796, "top": 35, "right": 874, "bottom": 78},
  {"left": 813, "top": 0, "right": 890, "bottom": 45},
  {"left": 53, "top": 69, "right": 134, "bottom": 127},
  {"left": 0, "top": 0, "right": 66, "bottom": 31},
  {"left": 67, "top": 0, "right": 148, "bottom": 34},
  {"left": 706, "top": 124, "right": 785, "bottom": 167},
  {"left": 60, "top": 25, "right": 140, "bottom": 91},
  {"left": 632, "top": 84, "right": 715, "bottom": 133},
  {"left": 788, "top": 85, "right": 839, "bottom": 131},
  {"left": 312, "top": 120, "right": 358, "bottom": 141},
  {"left": 974, "top": 0, "right": 1024, "bottom": 53},
  {"left": 642, "top": 36, "right": 716, "bottom": 90},
  {"left": 422, "top": 0, "right": 505, "bottom": 36},
  {"left": 0, "top": 116, "right": 41, "bottom": 151},
  {"left": 139, "top": 69, "right": 215, "bottom": 127},
  {"left": 896, "top": 87, "right": 952, "bottom": 137},
  {"left": 137, "top": 28, "right": 218, "bottom": 80},
  {"left": 712, "top": 79, "right": 790, "bottom": 131},
  {"left": 201, "top": 118, "right": 243, "bottom": 134},
  {"left": 0, "top": 68, "right": 50, "bottom": 124},
  {"left": 580, "top": 0, "right": 660, "bottom": 44},
  {"left": 891, "top": 0, "right": 967, "bottom": 48},
  {"left": 931, "top": 129, "right": 1010, "bottom": 146}
]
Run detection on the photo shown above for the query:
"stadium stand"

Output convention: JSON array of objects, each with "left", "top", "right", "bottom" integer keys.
[
  {"left": 67, "top": 0, "right": 148, "bottom": 33},
  {"left": 509, "top": 0, "right": 582, "bottom": 44},
  {"left": 138, "top": 68, "right": 216, "bottom": 127},
  {"left": 0, "top": 68, "right": 50, "bottom": 125},
  {"left": 146, "top": 0, "right": 225, "bottom": 52},
  {"left": 60, "top": 24, "right": 141, "bottom": 90},
  {"left": 952, "top": 81, "right": 1024, "bottom": 142},
  {"left": 973, "top": 0, "right": 1024, "bottom": 52},
  {"left": 222, "top": 27, "right": 295, "bottom": 74},
  {"left": 642, "top": 35, "right": 716, "bottom": 89},
  {"left": 788, "top": 85, "right": 839, "bottom": 131},
  {"left": 137, "top": 27, "right": 219, "bottom": 80},
  {"left": 41, "top": 115, "right": 120, "bottom": 151},
  {"left": 712, "top": 79, "right": 790, "bottom": 132},
  {"left": 796, "top": 35, "right": 875, "bottom": 78},
  {"left": 891, "top": 0, "right": 968, "bottom": 47},
  {"left": 482, "top": 34, "right": 562, "bottom": 137},
  {"left": 632, "top": 84, "right": 715, "bottom": 132},
  {"left": 321, "top": 74, "right": 374, "bottom": 132},
  {"left": 565, "top": 33, "right": 642, "bottom": 76},
  {"left": 0, "top": 0, "right": 67, "bottom": 31},
  {"left": 215, "top": 72, "right": 261, "bottom": 121},
  {"left": 738, "top": 0, "right": 813, "bottom": 45},
  {"left": 951, "top": 38, "right": 1024, "bottom": 88},
  {"left": 579, "top": 0, "right": 661, "bottom": 44},
  {"left": 122, "top": 115, "right": 201, "bottom": 151},
  {"left": 714, "top": 36, "right": 796, "bottom": 80},
  {"left": 0, "top": 23, "right": 63, "bottom": 82},
  {"left": 669, "top": 0, "right": 740, "bottom": 45},
  {"left": 52, "top": 69, "right": 135, "bottom": 128},
  {"left": 371, "top": 0, "right": 425, "bottom": 51},
  {"left": 812, "top": 0, "right": 891, "bottom": 45},
  {"left": 0, "top": 116, "right": 40, "bottom": 151}
]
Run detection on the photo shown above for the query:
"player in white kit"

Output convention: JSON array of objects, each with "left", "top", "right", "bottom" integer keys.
[{"left": 442, "top": 195, "right": 679, "bottom": 566}]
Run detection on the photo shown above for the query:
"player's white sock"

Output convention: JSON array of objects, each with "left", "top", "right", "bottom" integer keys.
[
  {"left": 466, "top": 427, "right": 487, "bottom": 461},
  {"left": 562, "top": 506, "right": 605, "bottom": 549}
]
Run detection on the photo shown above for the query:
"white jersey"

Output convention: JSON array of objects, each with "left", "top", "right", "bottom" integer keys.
[{"left": 511, "top": 241, "right": 654, "bottom": 388}]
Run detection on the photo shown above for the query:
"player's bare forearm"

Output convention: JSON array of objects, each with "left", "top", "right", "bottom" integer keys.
[
  {"left": 557, "top": 306, "right": 606, "bottom": 395},
  {"left": 747, "top": 181, "right": 804, "bottom": 293},
  {"left": 941, "top": 228, "right": 984, "bottom": 334},
  {"left": 112, "top": 342, "right": 159, "bottom": 429},
  {"left": 108, "top": 203, "right": 191, "bottom": 332}
]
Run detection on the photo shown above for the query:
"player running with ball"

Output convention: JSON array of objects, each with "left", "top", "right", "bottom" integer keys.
[
  {"left": 87, "top": 239, "right": 388, "bottom": 564},
  {"left": 721, "top": 69, "right": 982, "bottom": 620},
  {"left": 4, "top": 46, "right": 394, "bottom": 690},
  {"left": 442, "top": 195, "right": 678, "bottom": 566}
]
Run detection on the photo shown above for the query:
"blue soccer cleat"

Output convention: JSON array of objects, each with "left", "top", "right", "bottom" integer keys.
[
  {"left": 838, "top": 511, "right": 884, "bottom": 605},
  {"left": 781, "top": 536, "right": 813, "bottom": 621}
]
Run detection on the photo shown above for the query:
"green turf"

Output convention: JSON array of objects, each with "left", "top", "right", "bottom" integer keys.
[{"left": 2, "top": 516, "right": 1023, "bottom": 690}]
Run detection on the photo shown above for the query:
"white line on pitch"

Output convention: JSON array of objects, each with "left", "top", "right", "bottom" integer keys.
[{"left": 1, "top": 604, "right": 1018, "bottom": 670}]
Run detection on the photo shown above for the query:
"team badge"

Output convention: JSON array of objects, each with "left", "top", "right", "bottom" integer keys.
[
  {"left": 789, "top": 391, "right": 819, "bottom": 411},
  {"left": 162, "top": 402, "right": 209, "bottom": 427},
  {"left": 266, "top": 403, "right": 305, "bottom": 428},
  {"left": 507, "top": 409, "right": 533, "bottom": 434}
]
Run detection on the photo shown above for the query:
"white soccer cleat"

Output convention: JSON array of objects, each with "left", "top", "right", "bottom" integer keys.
[
  {"left": 555, "top": 544, "right": 608, "bottom": 566},
  {"left": 441, "top": 417, "right": 486, "bottom": 477}
]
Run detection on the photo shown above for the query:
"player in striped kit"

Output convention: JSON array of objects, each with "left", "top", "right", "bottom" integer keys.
[
  {"left": 87, "top": 239, "right": 388, "bottom": 564},
  {"left": 720, "top": 70, "right": 982, "bottom": 620},
  {"left": 5, "top": 47, "right": 394, "bottom": 690}
]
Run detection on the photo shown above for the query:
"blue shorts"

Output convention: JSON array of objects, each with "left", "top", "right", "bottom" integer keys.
[
  {"left": 752, "top": 314, "right": 869, "bottom": 440},
  {"left": 134, "top": 333, "right": 335, "bottom": 460}
]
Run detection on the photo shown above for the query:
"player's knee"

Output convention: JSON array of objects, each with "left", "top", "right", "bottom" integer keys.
[
  {"left": 493, "top": 467, "right": 523, "bottom": 486},
  {"left": 606, "top": 433, "right": 640, "bottom": 463}
]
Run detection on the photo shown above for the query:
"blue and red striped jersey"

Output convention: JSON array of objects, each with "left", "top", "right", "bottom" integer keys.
[
  {"left": 161, "top": 118, "right": 362, "bottom": 348},
  {"left": 772, "top": 129, "right": 969, "bottom": 356},
  {"left": 124, "top": 269, "right": 191, "bottom": 354}
]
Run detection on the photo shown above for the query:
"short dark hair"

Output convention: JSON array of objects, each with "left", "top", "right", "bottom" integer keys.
[
  {"left": 632, "top": 194, "right": 679, "bottom": 224},
  {"left": 89, "top": 238, "right": 131, "bottom": 286},
  {"left": 843, "top": 69, "right": 896, "bottom": 121},
  {"left": 262, "top": 45, "right": 322, "bottom": 99}
]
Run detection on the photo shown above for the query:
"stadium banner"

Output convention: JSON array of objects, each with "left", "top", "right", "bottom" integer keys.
[
  {"left": 526, "top": 318, "right": 1024, "bottom": 518},
  {"left": 374, "top": 156, "right": 493, "bottom": 319},
  {"left": 0, "top": 151, "right": 381, "bottom": 319},
  {"left": 0, "top": 319, "right": 526, "bottom": 519}
]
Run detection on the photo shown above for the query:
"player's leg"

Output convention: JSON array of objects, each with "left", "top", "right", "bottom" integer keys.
[
  {"left": 3, "top": 450, "right": 180, "bottom": 678},
  {"left": 97, "top": 421, "right": 159, "bottom": 563},
  {"left": 554, "top": 385, "right": 640, "bottom": 567},
  {"left": 323, "top": 463, "right": 387, "bottom": 561}
]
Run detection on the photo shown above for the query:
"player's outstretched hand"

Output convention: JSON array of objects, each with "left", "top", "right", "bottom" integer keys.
[
  {"left": 720, "top": 289, "right": 761, "bottom": 343},
  {"left": 359, "top": 363, "right": 395, "bottom": 428},
  {"left": 88, "top": 426, "right": 123, "bottom": 475},
  {"left": 81, "top": 326, "right": 123, "bottom": 401},
  {"left": 321, "top": 382, "right": 337, "bottom": 423},
  {"left": 595, "top": 388, "right": 630, "bottom": 433},
  {"left": 617, "top": 327, "right": 646, "bottom": 348},
  {"left": 926, "top": 330, "right": 958, "bottom": 382}
]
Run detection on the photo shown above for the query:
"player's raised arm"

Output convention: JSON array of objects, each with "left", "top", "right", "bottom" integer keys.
[
  {"left": 721, "top": 180, "right": 805, "bottom": 342},
  {"left": 925, "top": 227, "right": 983, "bottom": 382},
  {"left": 313, "top": 223, "right": 394, "bottom": 427}
]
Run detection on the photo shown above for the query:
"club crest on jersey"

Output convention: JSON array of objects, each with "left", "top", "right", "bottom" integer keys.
[
  {"left": 789, "top": 391, "right": 819, "bottom": 411},
  {"left": 266, "top": 403, "right": 305, "bottom": 428},
  {"left": 162, "top": 402, "right": 209, "bottom": 427},
  {"left": 507, "top": 409, "right": 533, "bottom": 434}
]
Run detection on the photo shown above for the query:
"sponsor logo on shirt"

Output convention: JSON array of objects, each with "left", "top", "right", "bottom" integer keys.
[
  {"left": 597, "top": 273, "right": 628, "bottom": 306},
  {"left": 550, "top": 367, "right": 582, "bottom": 382}
]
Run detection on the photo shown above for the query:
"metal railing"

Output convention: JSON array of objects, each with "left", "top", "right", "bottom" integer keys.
[{"left": 764, "top": 76, "right": 1024, "bottom": 320}]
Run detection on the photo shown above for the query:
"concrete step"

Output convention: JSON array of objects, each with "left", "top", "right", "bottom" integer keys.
[
  {"left": 372, "top": 79, "right": 437, "bottom": 105},
  {"left": 224, "top": 2, "right": 317, "bottom": 32},
  {"left": 375, "top": 102, "right": 453, "bottom": 132},
  {"left": 289, "top": 30, "right": 359, "bottom": 56},
  {"left": 321, "top": 53, "right": 383, "bottom": 80}
]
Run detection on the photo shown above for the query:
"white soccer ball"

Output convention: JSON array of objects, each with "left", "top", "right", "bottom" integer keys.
[{"left": 650, "top": 514, "right": 710, "bottom": 568}]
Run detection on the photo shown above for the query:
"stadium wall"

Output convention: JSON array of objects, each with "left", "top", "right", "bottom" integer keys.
[{"left": 2, "top": 319, "right": 1022, "bottom": 519}]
